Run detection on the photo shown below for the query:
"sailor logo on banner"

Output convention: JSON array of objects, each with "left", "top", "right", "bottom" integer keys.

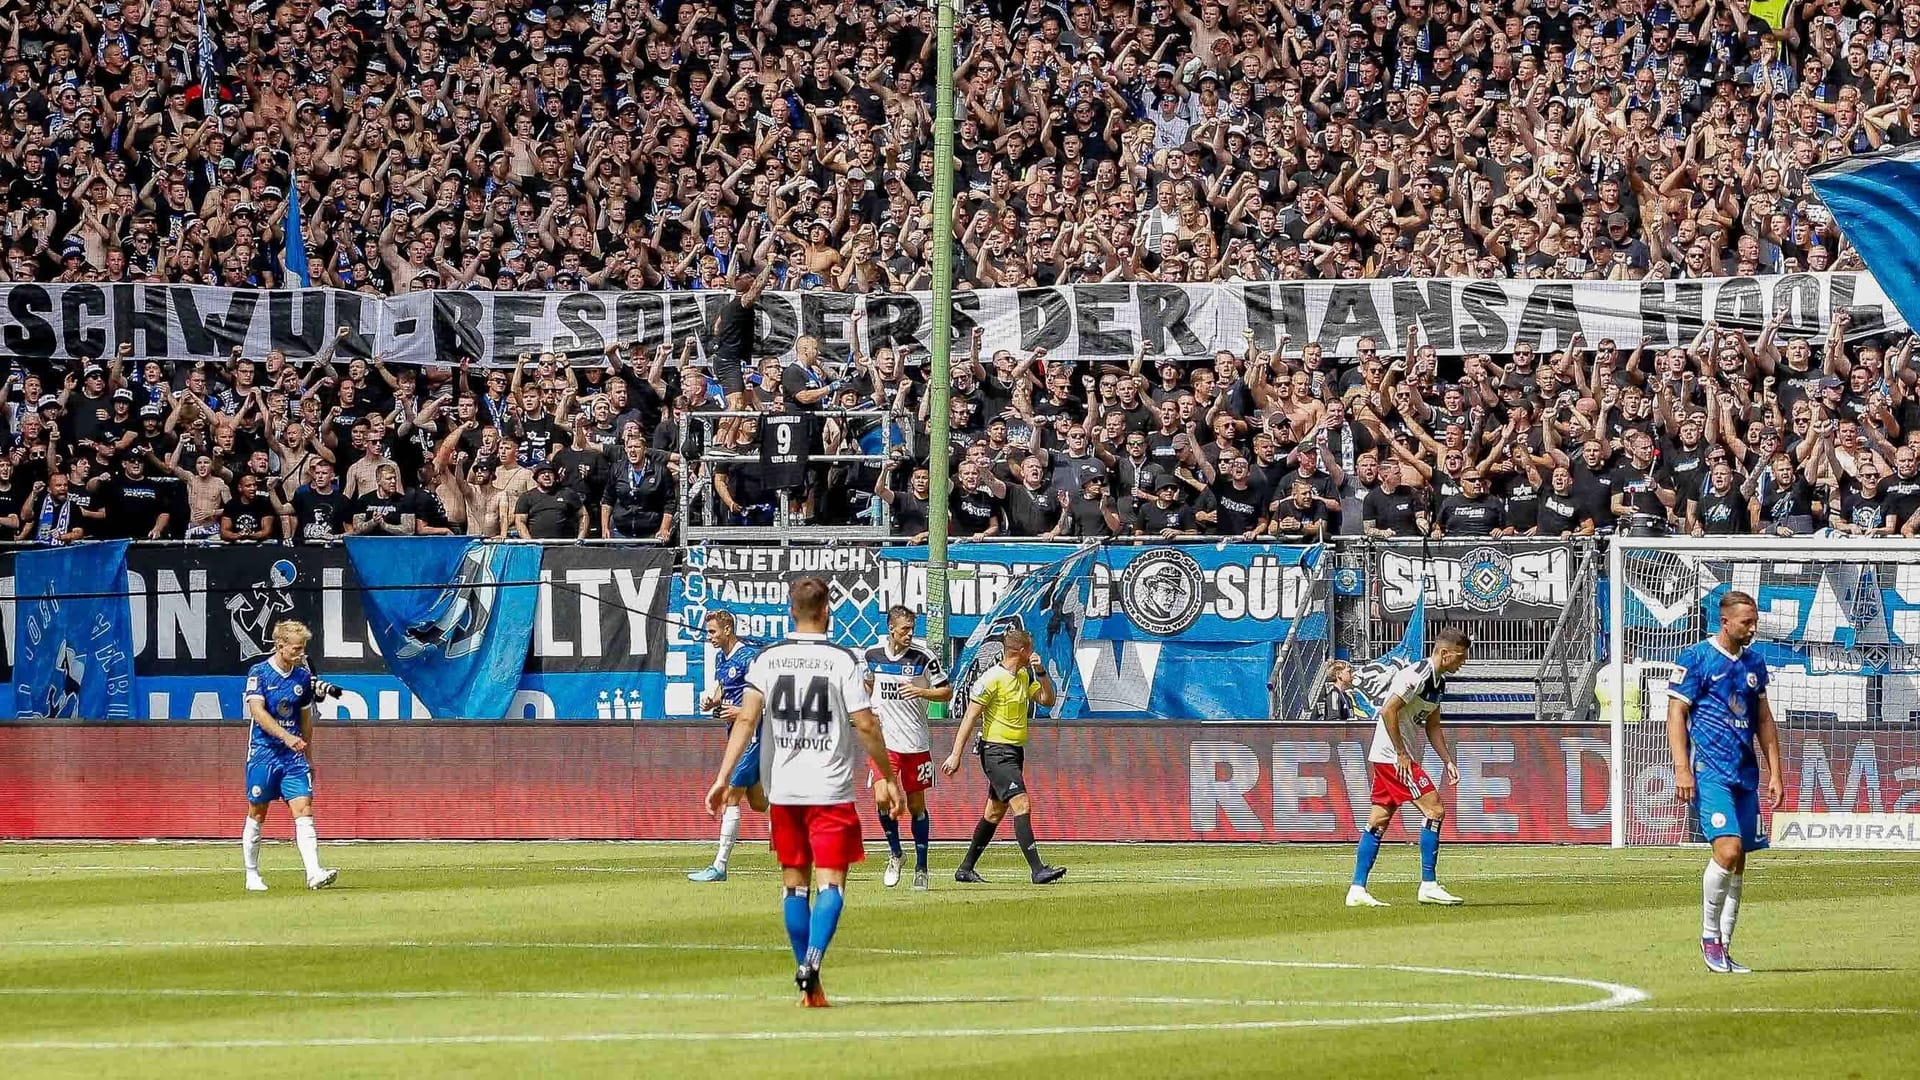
[
  {"left": 1350, "top": 594, "right": 1429, "bottom": 720},
  {"left": 1118, "top": 549, "right": 1207, "bottom": 636},
  {"left": 228, "top": 558, "right": 300, "bottom": 661}
]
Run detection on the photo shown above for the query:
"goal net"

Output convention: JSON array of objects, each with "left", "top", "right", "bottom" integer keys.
[{"left": 1611, "top": 539, "right": 1920, "bottom": 847}]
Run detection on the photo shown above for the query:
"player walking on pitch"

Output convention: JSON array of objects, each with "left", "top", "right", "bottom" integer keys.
[
  {"left": 241, "top": 620, "right": 337, "bottom": 892},
  {"left": 707, "top": 578, "right": 901, "bottom": 1007},
  {"left": 865, "top": 606, "right": 952, "bottom": 890},
  {"left": 942, "top": 628, "right": 1067, "bottom": 885},
  {"left": 1347, "top": 627, "right": 1471, "bottom": 908},
  {"left": 690, "top": 610, "right": 764, "bottom": 882},
  {"left": 1667, "top": 590, "right": 1783, "bottom": 974}
]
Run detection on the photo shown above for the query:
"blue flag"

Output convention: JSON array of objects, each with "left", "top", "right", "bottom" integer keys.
[
  {"left": 13, "top": 542, "right": 136, "bottom": 719},
  {"left": 1349, "top": 593, "right": 1427, "bottom": 720},
  {"left": 949, "top": 543, "right": 1097, "bottom": 719},
  {"left": 344, "top": 537, "right": 541, "bottom": 719},
  {"left": 284, "top": 168, "right": 310, "bottom": 287},
  {"left": 1811, "top": 145, "right": 1920, "bottom": 330}
]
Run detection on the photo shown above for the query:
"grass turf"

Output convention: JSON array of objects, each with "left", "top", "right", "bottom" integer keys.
[{"left": 1, "top": 840, "right": 1917, "bottom": 1079}]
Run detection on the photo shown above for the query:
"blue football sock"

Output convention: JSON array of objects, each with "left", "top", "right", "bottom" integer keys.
[
  {"left": 1352, "top": 824, "right": 1384, "bottom": 887},
  {"left": 911, "top": 813, "right": 931, "bottom": 872},
  {"left": 880, "top": 811, "right": 903, "bottom": 858},
  {"left": 804, "top": 884, "right": 845, "bottom": 970},
  {"left": 782, "top": 886, "right": 810, "bottom": 966},
  {"left": 1420, "top": 816, "right": 1442, "bottom": 883}
]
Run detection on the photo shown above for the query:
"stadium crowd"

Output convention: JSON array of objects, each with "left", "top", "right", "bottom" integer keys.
[{"left": 1, "top": 0, "right": 1917, "bottom": 543}]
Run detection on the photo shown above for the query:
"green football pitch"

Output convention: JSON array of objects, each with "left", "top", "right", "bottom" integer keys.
[{"left": 3, "top": 842, "right": 1917, "bottom": 1079}]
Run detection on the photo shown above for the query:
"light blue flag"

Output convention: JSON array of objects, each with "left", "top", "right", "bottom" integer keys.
[
  {"left": 13, "top": 541, "right": 136, "bottom": 719},
  {"left": 1810, "top": 145, "right": 1920, "bottom": 330},
  {"left": 285, "top": 168, "right": 311, "bottom": 287},
  {"left": 344, "top": 537, "right": 541, "bottom": 719},
  {"left": 1349, "top": 593, "right": 1426, "bottom": 720},
  {"left": 949, "top": 543, "right": 1098, "bottom": 720}
]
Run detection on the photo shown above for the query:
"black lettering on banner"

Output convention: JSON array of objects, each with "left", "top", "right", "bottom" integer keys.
[
  {"left": 268, "top": 290, "right": 326, "bottom": 356},
  {"left": 770, "top": 673, "right": 832, "bottom": 736},
  {"left": 1317, "top": 282, "right": 1387, "bottom": 350},
  {"left": 1391, "top": 281, "right": 1457, "bottom": 350},
  {"left": 333, "top": 291, "right": 372, "bottom": 359},
  {"left": 757, "top": 292, "right": 800, "bottom": 357},
  {"left": 115, "top": 285, "right": 173, "bottom": 357},
  {"left": 1136, "top": 283, "right": 1208, "bottom": 356},
  {"left": 1458, "top": 281, "right": 1508, "bottom": 351},
  {"left": 204, "top": 290, "right": 260, "bottom": 352},
  {"left": 1514, "top": 283, "right": 1582, "bottom": 349},
  {"left": 1242, "top": 282, "right": 1310, "bottom": 351},
  {"left": 616, "top": 291, "right": 662, "bottom": 347},
  {"left": 665, "top": 291, "right": 708, "bottom": 350},
  {"left": 4, "top": 284, "right": 56, "bottom": 357},
  {"left": 1828, "top": 274, "right": 1888, "bottom": 336},
  {"left": 555, "top": 292, "right": 607, "bottom": 353},
  {"left": 864, "top": 294, "right": 922, "bottom": 356},
  {"left": 171, "top": 287, "right": 228, "bottom": 356},
  {"left": 491, "top": 293, "right": 546, "bottom": 356},
  {"left": 60, "top": 284, "right": 107, "bottom": 358},
  {"left": 1018, "top": 287, "right": 1073, "bottom": 351},
  {"left": 1638, "top": 280, "right": 1705, "bottom": 348},
  {"left": 434, "top": 291, "right": 486, "bottom": 362},
  {"left": 1710, "top": 277, "right": 1765, "bottom": 332},
  {"left": 800, "top": 290, "right": 856, "bottom": 358},
  {"left": 1772, "top": 275, "right": 1820, "bottom": 337},
  {"left": 1073, "top": 283, "right": 1135, "bottom": 357},
  {"left": 950, "top": 291, "right": 984, "bottom": 346}
]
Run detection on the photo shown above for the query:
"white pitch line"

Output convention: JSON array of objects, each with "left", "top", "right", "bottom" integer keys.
[
  {"left": 0, "top": 987, "right": 1498, "bottom": 1011},
  {"left": 1628, "top": 1006, "right": 1920, "bottom": 1017},
  {"left": 0, "top": 948, "right": 1647, "bottom": 1052}
]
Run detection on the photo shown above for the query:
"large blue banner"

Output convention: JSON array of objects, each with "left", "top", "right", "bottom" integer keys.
[
  {"left": 949, "top": 544, "right": 1097, "bottom": 718},
  {"left": 1810, "top": 145, "right": 1920, "bottom": 332},
  {"left": 13, "top": 542, "right": 137, "bottom": 719},
  {"left": 1350, "top": 594, "right": 1428, "bottom": 720},
  {"left": 344, "top": 538, "right": 543, "bottom": 720}
]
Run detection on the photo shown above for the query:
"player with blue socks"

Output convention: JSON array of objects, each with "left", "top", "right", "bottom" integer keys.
[
  {"left": 690, "top": 611, "right": 763, "bottom": 883},
  {"left": 707, "top": 578, "right": 900, "bottom": 1007},
  {"left": 241, "top": 620, "right": 337, "bottom": 892},
  {"left": 1667, "top": 590, "right": 1783, "bottom": 974},
  {"left": 863, "top": 606, "right": 951, "bottom": 890},
  {"left": 1347, "top": 627, "right": 1471, "bottom": 908}
]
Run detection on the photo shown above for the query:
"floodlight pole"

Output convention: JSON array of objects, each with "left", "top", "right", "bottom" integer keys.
[{"left": 925, "top": 0, "right": 957, "bottom": 665}]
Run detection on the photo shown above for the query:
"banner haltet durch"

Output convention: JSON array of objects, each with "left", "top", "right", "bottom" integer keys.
[{"left": 0, "top": 274, "right": 1901, "bottom": 365}]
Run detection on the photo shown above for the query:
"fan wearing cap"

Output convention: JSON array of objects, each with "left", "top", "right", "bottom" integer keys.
[
  {"left": 512, "top": 459, "right": 586, "bottom": 539},
  {"left": 1135, "top": 472, "right": 1197, "bottom": 538}
]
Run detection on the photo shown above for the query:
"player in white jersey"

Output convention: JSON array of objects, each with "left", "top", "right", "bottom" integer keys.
[
  {"left": 707, "top": 577, "right": 900, "bottom": 1008},
  {"left": 863, "top": 605, "right": 952, "bottom": 890},
  {"left": 1346, "top": 627, "right": 1471, "bottom": 908}
]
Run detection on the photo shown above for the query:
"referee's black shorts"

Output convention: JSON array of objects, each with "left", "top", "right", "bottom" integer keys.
[{"left": 978, "top": 740, "right": 1027, "bottom": 802}]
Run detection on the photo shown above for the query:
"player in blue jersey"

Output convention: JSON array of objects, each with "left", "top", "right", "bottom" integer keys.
[
  {"left": 690, "top": 610, "right": 765, "bottom": 882},
  {"left": 241, "top": 621, "right": 337, "bottom": 892},
  {"left": 1667, "top": 590, "right": 1783, "bottom": 973}
]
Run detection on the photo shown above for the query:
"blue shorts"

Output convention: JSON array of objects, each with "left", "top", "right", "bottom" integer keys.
[
  {"left": 246, "top": 754, "right": 313, "bottom": 805},
  {"left": 728, "top": 736, "right": 762, "bottom": 790},
  {"left": 1694, "top": 776, "right": 1769, "bottom": 851}
]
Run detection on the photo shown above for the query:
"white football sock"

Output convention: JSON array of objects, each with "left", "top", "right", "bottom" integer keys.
[
  {"left": 294, "top": 816, "right": 323, "bottom": 878},
  {"left": 1702, "top": 860, "right": 1733, "bottom": 940},
  {"left": 715, "top": 804, "right": 741, "bottom": 870},
  {"left": 1720, "top": 873, "right": 1743, "bottom": 947},
  {"left": 242, "top": 819, "right": 262, "bottom": 875}
]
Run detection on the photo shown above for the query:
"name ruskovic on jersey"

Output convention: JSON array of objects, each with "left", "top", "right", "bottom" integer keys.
[{"left": 776, "top": 732, "right": 838, "bottom": 753}]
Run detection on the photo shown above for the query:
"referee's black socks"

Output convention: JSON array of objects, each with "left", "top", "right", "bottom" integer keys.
[
  {"left": 1013, "top": 814, "right": 1045, "bottom": 873},
  {"left": 959, "top": 817, "right": 999, "bottom": 871}
]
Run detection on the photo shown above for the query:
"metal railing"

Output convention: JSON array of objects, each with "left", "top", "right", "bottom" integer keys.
[
  {"left": 677, "top": 408, "right": 903, "bottom": 543},
  {"left": 1533, "top": 543, "right": 1603, "bottom": 723}
]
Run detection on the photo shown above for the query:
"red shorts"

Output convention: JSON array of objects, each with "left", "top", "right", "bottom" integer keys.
[
  {"left": 870, "top": 750, "right": 935, "bottom": 795},
  {"left": 1369, "top": 761, "right": 1436, "bottom": 807},
  {"left": 769, "top": 802, "right": 866, "bottom": 871}
]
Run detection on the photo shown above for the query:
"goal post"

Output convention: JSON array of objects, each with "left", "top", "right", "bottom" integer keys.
[{"left": 1609, "top": 537, "right": 1920, "bottom": 848}]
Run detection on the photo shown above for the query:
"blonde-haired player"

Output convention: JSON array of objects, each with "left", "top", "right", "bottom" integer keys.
[{"left": 242, "top": 620, "right": 338, "bottom": 891}]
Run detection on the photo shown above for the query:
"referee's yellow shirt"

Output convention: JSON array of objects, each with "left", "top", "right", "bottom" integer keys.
[{"left": 973, "top": 666, "right": 1038, "bottom": 746}]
